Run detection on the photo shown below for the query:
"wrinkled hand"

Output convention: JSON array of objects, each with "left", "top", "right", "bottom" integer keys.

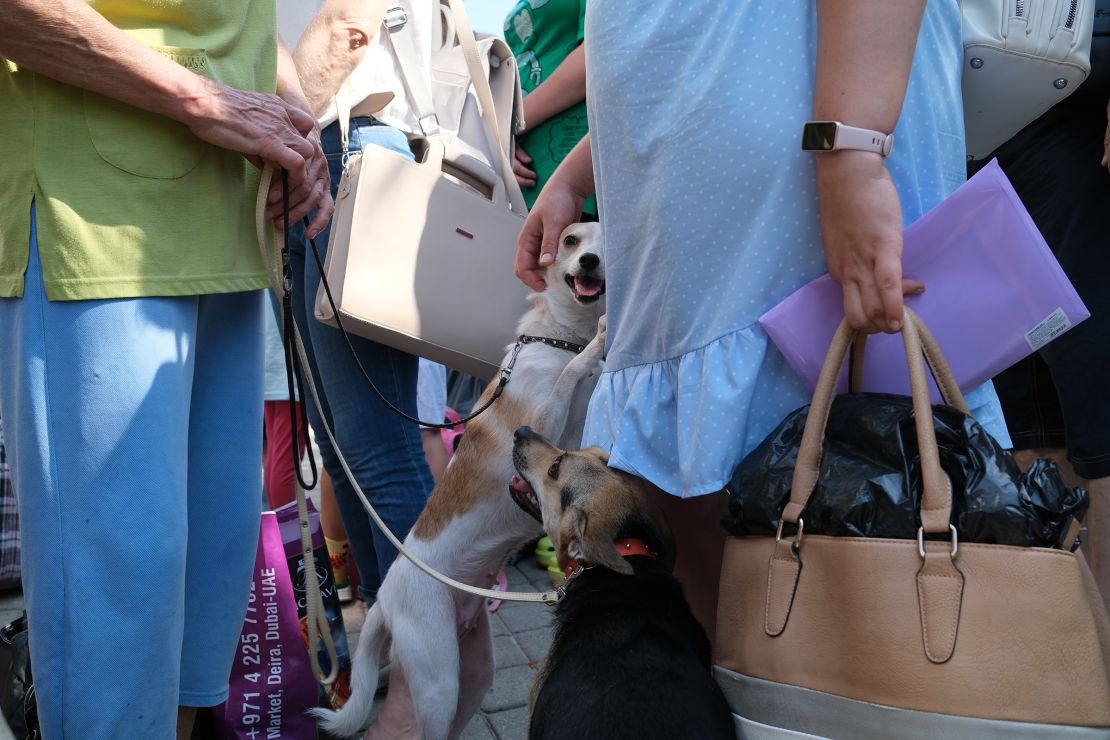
[
  {"left": 513, "top": 140, "right": 537, "bottom": 188},
  {"left": 264, "top": 122, "right": 332, "bottom": 238},
  {"left": 515, "top": 177, "right": 585, "bottom": 292},
  {"left": 185, "top": 81, "right": 333, "bottom": 237},
  {"left": 816, "top": 151, "right": 924, "bottom": 334}
]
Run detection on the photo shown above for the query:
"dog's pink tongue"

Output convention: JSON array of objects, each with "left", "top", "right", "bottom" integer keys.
[
  {"left": 575, "top": 276, "right": 601, "bottom": 297},
  {"left": 509, "top": 474, "right": 532, "bottom": 494}
]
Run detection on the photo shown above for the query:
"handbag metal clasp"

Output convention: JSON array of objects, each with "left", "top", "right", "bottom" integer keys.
[
  {"left": 775, "top": 517, "right": 805, "bottom": 556},
  {"left": 384, "top": 5, "right": 408, "bottom": 32},
  {"left": 918, "top": 524, "right": 959, "bottom": 560}
]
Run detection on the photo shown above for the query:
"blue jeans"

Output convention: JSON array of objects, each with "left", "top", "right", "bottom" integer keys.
[
  {"left": 0, "top": 206, "right": 263, "bottom": 736},
  {"left": 288, "top": 119, "right": 433, "bottom": 601}
]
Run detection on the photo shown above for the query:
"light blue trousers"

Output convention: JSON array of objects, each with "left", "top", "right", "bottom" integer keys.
[{"left": 0, "top": 207, "right": 264, "bottom": 738}]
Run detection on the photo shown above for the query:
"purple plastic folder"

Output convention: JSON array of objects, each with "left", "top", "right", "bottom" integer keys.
[{"left": 758, "top": 160, "right": 1089, "bottom": 403}]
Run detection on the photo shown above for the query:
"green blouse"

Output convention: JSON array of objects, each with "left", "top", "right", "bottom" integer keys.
[
  {"left": 504, "top": 0, "right": 596, "bottom": 217},
  {"left": 0, "top": 1, "right": 277, "bottom": 300}
]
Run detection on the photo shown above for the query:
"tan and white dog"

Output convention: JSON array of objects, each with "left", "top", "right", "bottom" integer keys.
[{"left": 314, "top": 222, "right": 607, "bottom": 739}]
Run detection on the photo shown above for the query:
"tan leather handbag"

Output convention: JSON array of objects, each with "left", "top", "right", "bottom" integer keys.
[
  {"left": 715, "top": 309, "right": 1110, "bottom": 737},
  {"left": 315, "top": 0, "right": 530, "bottom": 380}
]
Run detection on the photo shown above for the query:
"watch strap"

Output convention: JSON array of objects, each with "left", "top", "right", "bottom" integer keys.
[{"left": 834, "top": 123, "right": 894, "bottom": 157}]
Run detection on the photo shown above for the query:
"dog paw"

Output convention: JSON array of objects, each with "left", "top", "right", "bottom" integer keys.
[{"left": 594, "top": 314, "right": 607, "bottom": 347}]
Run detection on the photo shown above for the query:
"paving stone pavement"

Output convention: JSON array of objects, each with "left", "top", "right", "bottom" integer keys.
[{"left": 340, "top": 556, "right": 556, "bottom": 740}]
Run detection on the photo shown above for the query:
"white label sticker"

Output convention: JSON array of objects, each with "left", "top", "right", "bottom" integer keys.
[{"left": 1025, "top": 308, "right": 1071, "bottom": 351}]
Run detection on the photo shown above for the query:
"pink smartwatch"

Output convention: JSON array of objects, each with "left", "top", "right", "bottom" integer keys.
[{"left": 801, "top": 121, "right": 894, "bottom": 158}]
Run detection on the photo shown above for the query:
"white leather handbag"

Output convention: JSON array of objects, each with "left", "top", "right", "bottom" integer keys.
[
  {"left": 315, "top": 0, "right": 530, "bottom": 380},
  {"left": 962, "top": 0, "right": 1096, "bottom": 159}
]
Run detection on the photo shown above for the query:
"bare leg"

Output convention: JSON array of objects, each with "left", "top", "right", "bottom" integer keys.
[
  {"left": 643, "top": 483, "right": 728, "bottom": 645},
  {"left": 366, "top": 666, "right": 421, "bottom": 740},
  {"left": 1084, "top": 476, "right": 1110, "bottom": 609},
  {"left": 421, "top": 429, "right": 450, "bottom": 484},
  {"left": 321, "top": 471, "right": 356, "bottom": 594},
  {"left": 176, "top": 706, "right": 196, "bottom": 739}
]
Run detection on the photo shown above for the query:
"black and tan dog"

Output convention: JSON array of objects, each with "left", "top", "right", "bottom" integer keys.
[{"left": 509, "top": 427, "right": 736, "bottom": 740}]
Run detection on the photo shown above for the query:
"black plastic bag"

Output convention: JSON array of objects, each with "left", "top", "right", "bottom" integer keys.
[
  {"left": 722, "top": 392, "right": 1087, "bottom": 548},
  {"left": 0, "top": 613, "right": 39, "bottom": 740}
]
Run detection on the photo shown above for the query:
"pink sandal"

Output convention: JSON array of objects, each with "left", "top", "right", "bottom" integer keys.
[{"left": 486, "top": 568, "right": 509, "bottom": 613}]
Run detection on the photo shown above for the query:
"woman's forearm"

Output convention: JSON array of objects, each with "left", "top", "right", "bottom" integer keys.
[
  {"left": 521, "top": 43, "right": 586, "bottom": 133},
  {"left": 550, "top": 133, "right": 596, "bottom": 197},
  {"left": 811, "top": 0, "right": 928, "bottom": 334},
  {"left": 292, "top": 0, "right": 391, "bottom": 115},
  {"left": 812, "top": 0, "right": 926, "bottom": 132}
]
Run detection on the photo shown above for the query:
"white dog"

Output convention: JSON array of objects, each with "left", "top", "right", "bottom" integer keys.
[{"left": 314, "top": 223, "right": 607, "bottom": 739}]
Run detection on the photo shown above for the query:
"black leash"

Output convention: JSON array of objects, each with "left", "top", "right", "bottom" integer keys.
[{"left": 280, "top": 172, "right": 319, "bottom": 492}]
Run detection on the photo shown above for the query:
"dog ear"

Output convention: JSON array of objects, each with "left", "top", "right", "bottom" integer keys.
[{"left": 559, "top": 505, "right": 634, "bottom": 576}]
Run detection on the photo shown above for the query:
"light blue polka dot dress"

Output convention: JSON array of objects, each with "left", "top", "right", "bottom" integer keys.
[{"left": 581, "top": 0, "right": 1012, "bottom": 498}]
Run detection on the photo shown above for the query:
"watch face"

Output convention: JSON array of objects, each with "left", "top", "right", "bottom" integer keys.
[{"left": 802, "top": 122, "right": 837, "bottom": 151}]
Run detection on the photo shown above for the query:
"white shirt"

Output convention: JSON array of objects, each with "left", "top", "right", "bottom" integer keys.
[{"left": 277, "top": 0, "right": 440, "bottom": 132}]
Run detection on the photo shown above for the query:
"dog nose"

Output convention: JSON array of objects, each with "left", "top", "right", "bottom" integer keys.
[
  {"left": 514, "top": 426, "right": 533, "bottom": 441},
  {"left": 578, "top": 253, "right": 600, "bottom": 270}
]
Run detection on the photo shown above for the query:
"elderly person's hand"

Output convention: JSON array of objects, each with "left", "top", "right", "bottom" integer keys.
[
  {"left": 186, "top": 81, "right": 333, "bottom": 237},
  {"left": 0, "top": 1, "right": 333, "bottom": 237}
]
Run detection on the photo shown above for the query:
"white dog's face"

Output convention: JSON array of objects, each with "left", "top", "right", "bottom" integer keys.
[{"left": 543, "top": 222, "right": 605, "bottom": 314}]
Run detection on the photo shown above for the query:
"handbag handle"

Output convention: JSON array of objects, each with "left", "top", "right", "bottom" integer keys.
[
  {"left": 781, "top": 308, "right": 958, "bottom": 537},
  {"left": 847, "top": 317, "right": 970, "bottom": 414},
  {"left": 439, "top": 0, "right": 529, "bottom": 215},
  {"left": 339, "top": 3, "right": 528, "bottom": 214}
]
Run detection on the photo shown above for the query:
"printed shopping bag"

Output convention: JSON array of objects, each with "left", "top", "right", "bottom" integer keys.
[
  {"left": 275, "top": 500, "right": 353, "bottom": 711},
  {"left": 211, "top": 512, "right": 318, "bottom": 739}
]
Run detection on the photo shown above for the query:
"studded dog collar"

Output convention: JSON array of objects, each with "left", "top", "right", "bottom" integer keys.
[{"left": 517, "top": 335, "right": 588, "bottom": 354}]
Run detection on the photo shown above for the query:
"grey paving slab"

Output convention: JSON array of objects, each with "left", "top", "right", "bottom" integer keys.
[
  {"left": 459, "top": 713, "right": 497, "bottom": 740},
  {"left": 503, "top": 565, "right": 532, "bottom": 590},
  {"left": 488, "top": 612, "right": 510, "bottom": 637},
  {"left": 491, "top": 634, "right": 528, "bottom": 668},
  {"left": 495, "top": 602, "right": 552, "bottom": 633},
  {"left": 480, "top": 664, "right": 537, "bottom": 713},
  {"left": 486, "top": 706, "right": 530, "bottom": 740},
  {"left": 518, "top": 561, "right": 555, "bottom": 589},
  {"left": 512, "top": 627, "right": 553, "bottom": 665}
]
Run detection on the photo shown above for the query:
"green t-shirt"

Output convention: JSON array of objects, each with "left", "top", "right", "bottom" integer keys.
[
  {"left": 0, "top": 1, "right": 276, "bottom": 300},
  {"left": 504, "top": 0, "right": 596, "bottom": 217}
]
